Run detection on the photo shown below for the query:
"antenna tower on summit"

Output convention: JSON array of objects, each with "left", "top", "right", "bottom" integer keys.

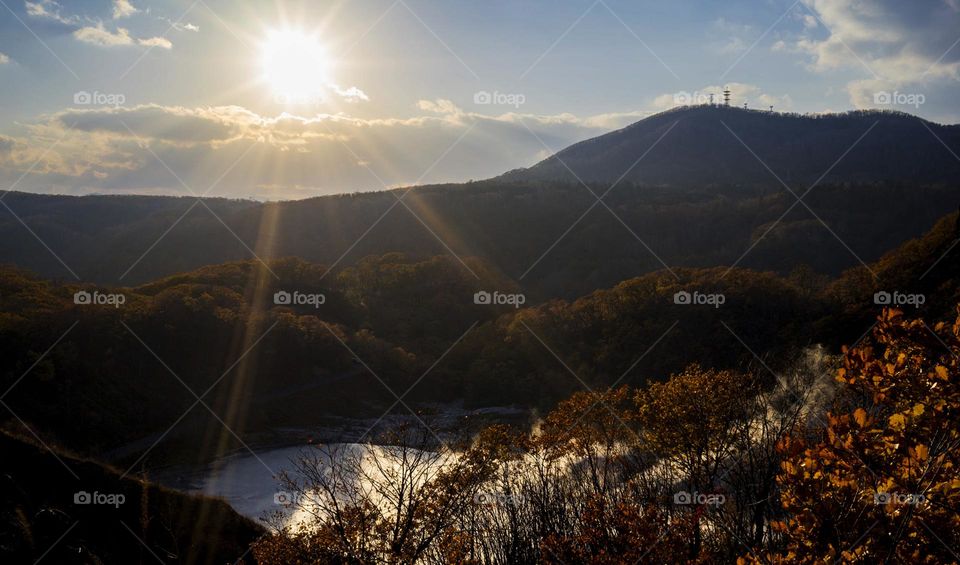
[{"left": 722, "top": 87, "right": 731, "bottom": 107}]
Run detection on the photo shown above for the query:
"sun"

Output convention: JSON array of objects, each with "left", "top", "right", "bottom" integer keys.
[{"left": 259, "top": 29, "right": 331, "bottom": 104}]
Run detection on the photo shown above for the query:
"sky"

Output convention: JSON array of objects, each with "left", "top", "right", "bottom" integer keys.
[{"left": 0, "top": 0, "right": 958, "bottom": 200}]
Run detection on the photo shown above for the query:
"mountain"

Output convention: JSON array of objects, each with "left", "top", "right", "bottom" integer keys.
[
  {"left": 4, "top": 180, "right": 958, "bottom": 301},
  {"left": 500, "top": 106, "right": 960, "bottom": 186},
  {"left": 1, "top": 108, "right": 958, "bottom": 300}
]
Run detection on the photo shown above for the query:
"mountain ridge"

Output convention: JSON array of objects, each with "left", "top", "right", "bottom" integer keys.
[{"left": 499, "top": 105, "right": 960, "bottom": 186}]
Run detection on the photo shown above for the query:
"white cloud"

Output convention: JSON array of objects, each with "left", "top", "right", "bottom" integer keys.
[
  {"left": 112, "top": 0, "right": 139, "bottom": 19},
  {"left": 330, "top": 85, "right": 368, "bottom": 103},
  {"left": 0, "top": 53, "right": 10, "bottom": 65},
  {"left": 417, "top": 99, "right": 462, "bottom": 115},
  {"left": 161, "top": 17, "right": 199, "bottom": 32},
  {"left": 28, "top": 0, "right": 170, "bottom": 49},
  {"left": 781, "top": 0, "right": 960, "bottom": 109},
  {"left": 73, "top": 24, "right": 171, "bottom": 49},
  {"left": 73, "top": 24, "right": 134, "bottom": 47},
  {"left": 137, "top": 36, "right": 172, "bottom": 49},
  {"left": 25, "top": 0, "right": 78, "bottom": 25}
]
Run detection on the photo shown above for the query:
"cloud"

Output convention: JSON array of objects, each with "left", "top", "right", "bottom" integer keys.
[
  {"left": 138, "top": 36, "right": 172, "bottom": 49},
  {"left": 781, "top": 0, "right": 960, "bottom": 108},
  {"left": 73, "top": 24, "right": 171, "bottom": 49},
  {"left": 417, "top": 99, "right": 462, "bottom": 115},
  {"left": 56, "top": 105, "right": 246, "bottom": 143},
  {"left": 0, "top": 102, "right": 667, "bottom": 199},
  {"left": 330, "top": 85, "right": 368, "bottom": 103},
  {"left": 73, "top": 24, "right": 135, "bottom": 47},
  {"left": 711, "top": 18, "right": 754, "bottom": 55},
  {"left": 0, "top": 135, "right": 16, "bottom": 154},
  {"left": 28, "top": 1, "right": 170, "bottom": 49},
  {"left": 112, "top": 0, "right": 139, "bottom": 19},
  {"left": 159, "top": 17, "right": 199, "bottom": 32},
  {"left": 25, "top": 0, "right": 79, "bottom": 25},
  {"left": 0, "top": 53, "right": 10, "bottom": 65}
]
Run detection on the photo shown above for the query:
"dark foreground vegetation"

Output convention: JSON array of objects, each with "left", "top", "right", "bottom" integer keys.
[{"left": 0, "top": 430, "right": 261, "bottom": 563}]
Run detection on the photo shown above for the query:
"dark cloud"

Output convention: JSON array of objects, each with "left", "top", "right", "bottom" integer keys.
[{"left": 57, "top": 105, "right": 242, "bottom": 143}]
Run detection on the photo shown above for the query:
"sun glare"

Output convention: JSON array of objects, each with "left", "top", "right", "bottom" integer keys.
[{"left": 260, "top": 29, "right": 331, "bottom": 103}]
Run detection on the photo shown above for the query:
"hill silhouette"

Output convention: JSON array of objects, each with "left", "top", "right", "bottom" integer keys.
[
  {"left": 500, "top": 106, "right": 960, "bottom": 186},
  {"left": 2, "top": 179, "right": 958, "bottom": 299}
]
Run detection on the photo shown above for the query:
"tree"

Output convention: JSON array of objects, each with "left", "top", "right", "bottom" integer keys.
[
  {"left": 254, "top": 422, "right": 502, "bottom": 564},
  {"left": 753, "top": 308, "right": 960, "bottom": 563}
]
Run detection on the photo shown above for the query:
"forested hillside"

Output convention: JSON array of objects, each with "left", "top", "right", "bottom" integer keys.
[
  {"left": 501, "top": 106, "right": 960, "bottom": 186},
  {"left": 2, "top": 211, "right": 957, "bottom": 473},
  {"left": 3, "top": 181, "right": 958, "bottom": 299}
]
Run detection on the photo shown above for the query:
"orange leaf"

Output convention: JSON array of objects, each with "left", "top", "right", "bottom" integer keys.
[{"left": 854, "top": 408, "right": 868, "bottom": 427}]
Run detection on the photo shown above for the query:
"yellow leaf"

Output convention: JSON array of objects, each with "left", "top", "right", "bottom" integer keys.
[
  {"left": 889, "top": 413, "right": 907, "bottom": 432},
  {"left": 935, "top": 365, "right": 949, "bottom": 380},
  {"left": 912, "top": 403, "right": 925, "bottom": 417},
  {"left": 854, "top": 408, "right": 868, "bottom": 427}
]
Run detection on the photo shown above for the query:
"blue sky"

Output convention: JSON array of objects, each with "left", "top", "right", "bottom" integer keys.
[{"left": 0, "top": 0, "right": 958, "bottom": 199}]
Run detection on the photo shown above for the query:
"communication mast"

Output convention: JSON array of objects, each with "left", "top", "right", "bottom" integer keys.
[{"left": 722, "top": 87, "right": 731, "bottom": 107}]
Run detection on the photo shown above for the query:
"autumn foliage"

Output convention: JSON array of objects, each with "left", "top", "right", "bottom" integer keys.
[
  {"left": 753, "top": 308, "right": 960, "bottom": 563},
  {"left": 253, "top": 308, "right": 960, "bottom": 564}
]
